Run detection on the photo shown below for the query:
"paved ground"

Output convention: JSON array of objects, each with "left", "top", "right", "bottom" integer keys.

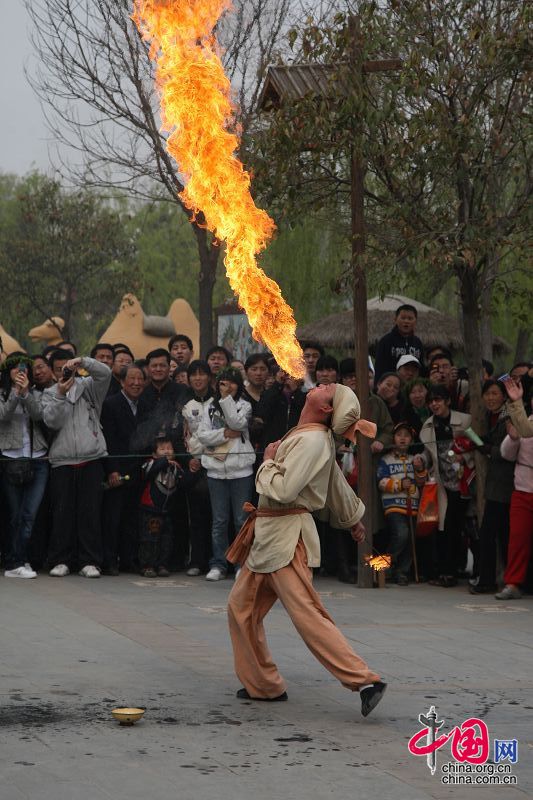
[{"left": 0, "top": 573, "right": 531, "bottom": 800}]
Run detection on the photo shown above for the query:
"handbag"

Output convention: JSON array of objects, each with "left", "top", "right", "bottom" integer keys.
[
  {"left": 207, "top": 438, "right": 233, "bottom": 462},
  {"left": 416, "top": 480, "right": 439, "bottom": 537},
  {"left": 3, "top": 458, "right": 35, "bottom": 486}
]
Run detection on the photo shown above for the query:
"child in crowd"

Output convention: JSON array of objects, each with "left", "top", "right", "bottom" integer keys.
[
  {"left": 138, "top": 434, "right": 195, "bottom": 578},
  {"left": 377, "top": 422, "right": 427, "bottom": 585}
]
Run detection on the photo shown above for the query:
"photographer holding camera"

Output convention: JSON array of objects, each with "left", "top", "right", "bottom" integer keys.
[
  {"left": 428, "top": 350, "right": 469, "bottom": 413},
  {"left": 0, "top": 353, "right": 49, "bottom": 578},
  {"left": 41, "top": 354, "right": 111, "bottom": 578}
]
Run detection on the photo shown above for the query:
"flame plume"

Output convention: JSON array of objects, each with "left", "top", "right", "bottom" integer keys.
[{"left": 133, "top": 0, "right": 305, "bottom": 378}]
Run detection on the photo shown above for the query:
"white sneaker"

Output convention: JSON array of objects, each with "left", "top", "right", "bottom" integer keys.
[
  {"left": 495, "top": 584, "right": 522, "bottom": 600},
  {"left": 49, "top": 564, "right": 70, "bottom": 577},
  {"left": 79, "top": 565, "right": 101, "bottom": 578},
  {"left": 186, "top": 567, "right": 201, "bottom": 576},
  {"left": 4, "top": 566, "right": 37, "bottom": 579},
  {"left": 205, "top": 567, "right": 225, "bottom": 581}
]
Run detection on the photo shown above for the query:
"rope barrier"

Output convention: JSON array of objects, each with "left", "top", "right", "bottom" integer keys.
[{"left": 0, "top": 434, "right": 484, "bottom": 463}]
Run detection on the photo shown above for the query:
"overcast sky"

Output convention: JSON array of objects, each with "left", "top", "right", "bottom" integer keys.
[{"left": 0, "top": 1, "right": 54, "bottom": 176}]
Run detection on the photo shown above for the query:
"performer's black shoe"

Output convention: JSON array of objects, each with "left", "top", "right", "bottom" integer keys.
[
  {"left": 236, "top": 688, "right": 288, "bottom": 702},
  {"left": 360, "top": 681, "right": 387, "bottom": 717}
]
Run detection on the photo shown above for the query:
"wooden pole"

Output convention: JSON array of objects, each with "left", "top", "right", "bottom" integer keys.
[
  {"left": 349, "top": 16, "right": 373, "bottom": 588},
  {"left": 259, "top": 25, "right": 403, "bottom": 590},
  {"left": 352, "top": 149, "right": 374, "bottom": 589}
]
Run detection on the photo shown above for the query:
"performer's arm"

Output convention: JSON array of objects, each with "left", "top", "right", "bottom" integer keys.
[{"left": 326, "top": 461, "right": 365, "bottom": 528}]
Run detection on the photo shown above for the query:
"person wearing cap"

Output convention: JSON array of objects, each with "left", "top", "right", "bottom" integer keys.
[
  {"left": 396, "top": 354, "right": 421, "bottom": 384},
  {"left": 377, "top": 422, "right": 427, "bottom": 585},
  {"left": 227, "top": 383, "right": 387, "bottom": 717}
]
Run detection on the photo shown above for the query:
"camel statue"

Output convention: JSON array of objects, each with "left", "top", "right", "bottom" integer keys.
[
  {"left": 0, "top": 323, "right": 23, "bottom": 361},
  {"left": 28, "top": 317, "right": 65, "bottom": 347},
  {"left": 99, "top": 294, "right": 199, "bottom": 359}
]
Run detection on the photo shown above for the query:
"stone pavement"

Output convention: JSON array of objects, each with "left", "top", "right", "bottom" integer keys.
[{"left": 0, "top": 573, "right": 531, "bottom": 800}]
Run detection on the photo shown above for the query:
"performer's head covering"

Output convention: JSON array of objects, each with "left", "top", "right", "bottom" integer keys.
[{"left": 331, "top": 383, "right": 376, "bottom": 442}]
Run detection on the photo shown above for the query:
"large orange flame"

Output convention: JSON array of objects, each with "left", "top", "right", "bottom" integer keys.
[{"left": 133, "top": 0, "right": 305, "bottom": 378}]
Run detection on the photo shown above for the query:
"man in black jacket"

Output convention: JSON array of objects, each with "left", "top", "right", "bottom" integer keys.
[
  {"left": 136, "top": 348, "right": 193, "bottom": 571},
  {"left": 374, "top": 304, "right": 423, "bottom": 384},
  {"left": 101, "top": 364, "right": 144, "bottom": 573},
  {"left": 136, "top": 349, "right": 191, "bottom": 424},
  {"left": 258, "top": 371, "right": 306, "bottom": 449}
]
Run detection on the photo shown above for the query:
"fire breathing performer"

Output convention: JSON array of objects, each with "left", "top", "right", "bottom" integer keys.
[{"left": 226, "top": 383, "right": 387, "bottom": 716}]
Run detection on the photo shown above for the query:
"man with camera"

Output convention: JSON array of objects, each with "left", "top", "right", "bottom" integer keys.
[
  {"left": 41, "top": 355, "right": 111, "bottom": 577},
  {"left": 429, "top": 351, "right": 469, "bottom": 413}
]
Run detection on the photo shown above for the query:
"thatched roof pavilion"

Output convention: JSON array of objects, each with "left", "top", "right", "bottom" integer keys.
[{"left": 297, "top": 294, "right": 510, "bottom": 355}]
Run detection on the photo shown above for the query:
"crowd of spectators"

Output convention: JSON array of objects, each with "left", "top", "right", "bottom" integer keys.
[{"left": 0, "top": 304, "right": 532, "bottom": 601}]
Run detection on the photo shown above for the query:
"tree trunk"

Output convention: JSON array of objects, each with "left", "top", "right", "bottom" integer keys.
[
  {"left": 351, "top": 160, "right": 373, "bottom": 589},
  {"left": 194, "top": 228, "right": 220, "bottom": 358},
  {"left": 62, "top": 285, "right": 75, "bottom": 342},
  {"left": 459, "top": 269, "right": 486, "bottom": 524},
  {"left": 479, "top": 279, "right": 494, "bottom": 361},
  {"left": 514, "top": 328, "right": 530, "bottom": 363}
]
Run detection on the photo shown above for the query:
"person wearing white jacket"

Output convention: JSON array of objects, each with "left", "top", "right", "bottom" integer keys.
[
  {"left": 182, "top": 359, "right": 214, "bottom": 576},
  {"left": 197, "top": 367, "right": 255, "bottom": 580}
]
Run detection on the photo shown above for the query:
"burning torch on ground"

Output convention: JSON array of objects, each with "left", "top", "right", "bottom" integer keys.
[{"left": 363, "top": 545, "right": 392, "bottom": 588}]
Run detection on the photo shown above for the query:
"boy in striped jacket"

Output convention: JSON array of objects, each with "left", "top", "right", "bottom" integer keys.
[{"left": 377, "top": 422, "right": 427, "bottom": 585}]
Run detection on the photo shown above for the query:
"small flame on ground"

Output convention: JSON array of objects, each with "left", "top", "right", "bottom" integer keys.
[
  {"left": 364, "top": 553, "right": 392, "bottom": 572},
  {"left": 133, "top": 0, "right": 305, "bottom": 378}
]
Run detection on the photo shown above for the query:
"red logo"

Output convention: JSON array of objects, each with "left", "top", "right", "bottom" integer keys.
[
  {"left": 408, "top": 705, "right": 489, "bottom": 775},
  {"left": 409, "top": 717, "right": 489, "bottom": 763}
]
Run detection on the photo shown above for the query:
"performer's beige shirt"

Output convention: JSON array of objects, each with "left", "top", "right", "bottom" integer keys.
[{"left": 247, "top": 428, "right": 365, "bottom": 573}]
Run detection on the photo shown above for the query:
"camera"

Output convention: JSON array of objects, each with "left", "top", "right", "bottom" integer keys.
[
  {"left": 62, "top": 367, "right": 74, "bottom": 380},
  {"left": 17, "top": 362, "right": 27, "bottom": 373}
]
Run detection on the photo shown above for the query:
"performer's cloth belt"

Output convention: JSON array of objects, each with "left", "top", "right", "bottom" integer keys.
[{"left": 225, "top": 502, "right": 309, "bottom": 566}]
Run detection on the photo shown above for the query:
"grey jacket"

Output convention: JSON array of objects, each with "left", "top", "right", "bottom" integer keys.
[
  {"left": 41, "top": 358, "right": 111, "bottom": 467},
  {"left": 0, "top": 390, "right": 48, "bottom": 453}
]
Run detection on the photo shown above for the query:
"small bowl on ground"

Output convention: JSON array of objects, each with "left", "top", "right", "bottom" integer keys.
[{"left": 112, "top": 707, "right": 145, "bottom": 726}]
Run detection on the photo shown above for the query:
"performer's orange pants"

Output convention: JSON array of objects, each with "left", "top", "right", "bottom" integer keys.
[{"left": 227, "top": 539, "right": 381, "bottom": 699}]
